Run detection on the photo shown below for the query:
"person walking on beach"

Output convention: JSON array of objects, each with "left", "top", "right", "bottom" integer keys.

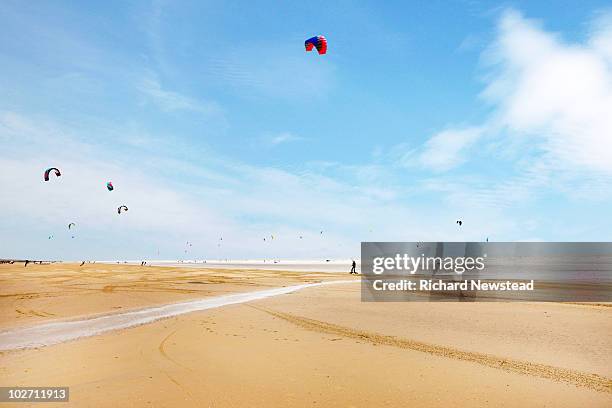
[{"left": 350, "top": 260, "right": 357, "bottom": 274}]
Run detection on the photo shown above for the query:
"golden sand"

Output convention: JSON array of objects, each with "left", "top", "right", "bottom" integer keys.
[{"left": 0, "top": 263, "right": 610, "bottom": 407}]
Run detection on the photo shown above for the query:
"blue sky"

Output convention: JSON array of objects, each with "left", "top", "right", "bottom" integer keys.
[{"left": 2, "top": 0, "right": 612, "bottom": 260}]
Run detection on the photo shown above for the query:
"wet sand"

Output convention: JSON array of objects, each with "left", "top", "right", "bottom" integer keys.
[
  {"left": 0, "top": 263, "right": 610, "bottom": 407},
  {"left": 0, "top": 263, "right": 347, "bottom": 330}
]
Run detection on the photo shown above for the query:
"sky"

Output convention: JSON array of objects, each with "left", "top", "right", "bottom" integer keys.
[{"left": 1, "top": 0, "right": 612, "bottom": 261}]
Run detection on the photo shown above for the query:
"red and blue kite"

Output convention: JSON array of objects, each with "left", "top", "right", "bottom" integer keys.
[{"left": 305, "top": 35, "right": 327, "bottom": 55}]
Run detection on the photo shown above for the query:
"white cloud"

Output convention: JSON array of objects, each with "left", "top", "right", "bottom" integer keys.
[
  {"left": 260, "top": 132, "right": 305, "bottom": 147},
  {"left": 482, "top": 9, "right": 612, "bottom": 174},
  {"left": 404, "top": 8, "right": 612, "bottom": 211},
  {"left": 138, "top": 73, "right": 222, "bottom": 115},
  {"left": 410, "top": 10, "right": 612, "bottom": 176},
  {"left": 409, "top": 127, "right": 483, "bottom": 172},
  {"left": 590, "top": 12, "right": 612, "bottom": 62}
]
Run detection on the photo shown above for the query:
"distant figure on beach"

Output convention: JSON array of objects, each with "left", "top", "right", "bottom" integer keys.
[
  {"left": 80, "top": 261, "right": 85, "bottom": 266},
  {"left": 24, "top": 260, "right": 29, "bottom": 267},
  {"left": 350, "top": 260, "right": 356, "bottom": 274}
]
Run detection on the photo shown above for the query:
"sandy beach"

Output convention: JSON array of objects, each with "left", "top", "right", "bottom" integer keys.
[{"left": 0, "top": 263, "right": 610, "bottom": 407}]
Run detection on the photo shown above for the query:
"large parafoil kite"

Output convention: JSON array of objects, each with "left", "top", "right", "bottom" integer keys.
[
  {"left": 68, "top": 223, "right": 76, "bottom": 230},
  {"left": 305, "top": 35, "right": 327, "bottom": 55},
  {"left": 106, "top": 181, "right": 114, "bottom": 191},
  {"left": 44, "top": 168, "right": 61, "bottom": 181},
  {"left": 117, "top": 205, "right": 128, "bottom": 214}
]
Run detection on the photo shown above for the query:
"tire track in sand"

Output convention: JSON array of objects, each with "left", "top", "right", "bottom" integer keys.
[
  {"left": 158, "top": 329, "right": 192, "bottom": 371},
  {"left": 157, "top": 329, "right": 195, "bottom": 402},
  {"left": 255, "top": 307, "right": 612, "bottom": 394}
]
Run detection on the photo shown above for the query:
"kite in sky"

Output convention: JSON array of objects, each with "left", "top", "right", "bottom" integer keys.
[
  {"left": 305, "top": 35, "right": 327, "bottom": 55},
  {"left": 44, "top": 167, "right": 61, "bottom": 181}
]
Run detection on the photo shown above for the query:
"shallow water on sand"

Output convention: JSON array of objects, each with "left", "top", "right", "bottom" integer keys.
[{"left": 0, "top": 280, "right": 356, "bottom": 351}]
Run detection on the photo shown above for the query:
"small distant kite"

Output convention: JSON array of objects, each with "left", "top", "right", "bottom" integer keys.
[
  {"left": 118, "top": 205, "right": 128, "bottom": 214},
  {"left": 44, "top": 167, "right": 61, "bottom": 181},
  {"left": 456, "top": 220, "right": 463, "bottom": 226},
  {"left": 305, "top": 35, "right": 327, "bottom": 55},
  {"left": 48, "top": 235, "right": 53, "bottom": 240},
  {"left": 106, "top": 182, "right": 114, "bottom": 191},
  {"left": 68, "top": 222, "right": 76, "bottom": 230}
]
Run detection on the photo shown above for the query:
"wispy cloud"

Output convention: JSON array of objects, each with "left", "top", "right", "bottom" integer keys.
[
  {"left": 206, "top": 45, "right": 335, "bottom": 100},
  {"left": 261, "top": 132, "right": 306, "bottom": 147},
  {"left": 138, "top": 73, "right": 222, "bottom": 115},
  {"left": 400, "top": 127, "right": 483, "bottom": 172}
]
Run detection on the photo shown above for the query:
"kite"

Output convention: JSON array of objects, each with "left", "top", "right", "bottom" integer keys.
[
  {"left": 305, "top": 35, "right": 327, "bottom": 55},
  {"left": 44, "top": 168, "right": 61, "bottom": 181},
  {"left": 118, "top": 205, "right": 128, "bottom": 214},
  {"left": 68, "top": 223, "right": 76, "bottom": 230},
  {"left": 107, "top": 182, "right": 114, "bottom": 191},
  {"left": 456, "top": 220, "right": 463, "bottom": 226}
]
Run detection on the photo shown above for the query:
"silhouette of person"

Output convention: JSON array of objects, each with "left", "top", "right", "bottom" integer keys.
[{"left": 350, "top": 260, "right": 356, "bottom": 274}]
